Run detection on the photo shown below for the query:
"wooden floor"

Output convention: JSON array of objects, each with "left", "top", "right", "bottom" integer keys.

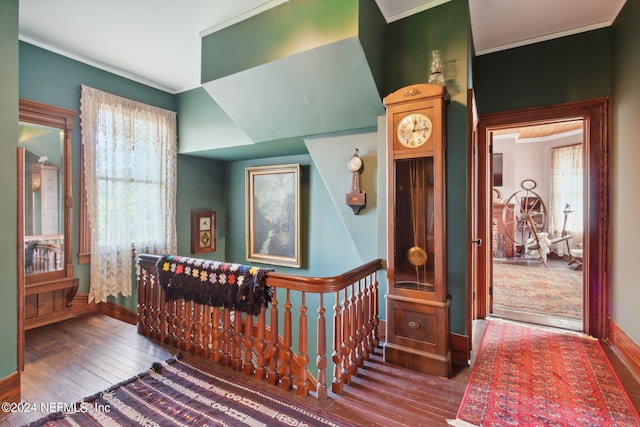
[{"left": 2, "top": 313, "right": 639, "bottom": 426}]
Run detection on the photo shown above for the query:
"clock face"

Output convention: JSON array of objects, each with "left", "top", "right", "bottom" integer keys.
[
  {"left": 396, "top": 113, "right": 433, "bottom": 148},
  {"left": 199, "top": 216, "right": 211, "bottom": 231},
  {"left": 347, "top": 154, "right": 363, "bottom": 172}
]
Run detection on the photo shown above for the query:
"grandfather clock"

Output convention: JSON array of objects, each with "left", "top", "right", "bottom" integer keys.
[{"left": 383, "top": 84, "right": 451, "bottom": 377}]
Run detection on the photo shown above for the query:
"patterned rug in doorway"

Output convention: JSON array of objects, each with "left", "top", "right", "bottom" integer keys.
[{"left": 493, "top": 262, "right": 582, "bottom": 320}]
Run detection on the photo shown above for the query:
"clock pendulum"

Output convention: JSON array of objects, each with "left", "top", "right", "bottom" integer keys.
[{"left": 407, "top": 159, "right": 428, "bottom": 286}]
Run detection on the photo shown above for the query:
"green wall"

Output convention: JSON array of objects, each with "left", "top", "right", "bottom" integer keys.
[
  {"left": 611, "top": 0, "right": 640, "bottom": 345},
  {"left": 473, "top": 9, "right": 640, "bottom": 349},
  {"left": 201, "top": 0, "right": 358, "bottom": 83},
  {"left": 18, "top": 43, "right": 226, "bottom": 313},
  {"left": 387, "top": 0, "right": 471, "bottom": 335},
  {"left": 473, "top": 28, "right": 612, "bottom": 115},
  {"left": 0, "top": 0, "right": 19, "bottom": 379}
]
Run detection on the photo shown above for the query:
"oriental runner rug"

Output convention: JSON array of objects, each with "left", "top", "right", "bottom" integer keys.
[
  {"left": 493, "top": 262, "right": 582, "bottom": 320},
  {"left": 27, "top": 354, "right": 350, "bottom": 427},
  {"left": 450, "top": 320, "right": 640, "bottom": 427}
]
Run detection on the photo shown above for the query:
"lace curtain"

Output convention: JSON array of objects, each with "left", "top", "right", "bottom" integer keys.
[
  {"left": 549, "top": 144, "right": 583, "bottom": 256},
  {"left": 80, "top": 86, "right": 177, "bottom": 303}
]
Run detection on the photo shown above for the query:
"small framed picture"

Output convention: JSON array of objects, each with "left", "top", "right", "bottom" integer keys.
[{"left": 191, "top": 210, "right": 216, "bottom": 254}]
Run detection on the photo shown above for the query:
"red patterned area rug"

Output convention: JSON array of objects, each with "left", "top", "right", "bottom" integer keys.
[
  {"left": 27, "top": 354, "right": 351, "bottom": 427},
  {"left": 449, "top": 320, "right": 640, "bottom": 427},
  {"left": 493, "top": 262, "right": 582, "bottom": 320}
]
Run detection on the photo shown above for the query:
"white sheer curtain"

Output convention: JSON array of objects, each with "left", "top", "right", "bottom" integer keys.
[
  {"left": 80, "top": 86, "right": 177, "bottom": 303},
  {"left": 549, "top": 144, "right": 583, "bottom": 256}
]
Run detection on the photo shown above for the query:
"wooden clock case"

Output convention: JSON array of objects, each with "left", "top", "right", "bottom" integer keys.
[{"left": 383, "top": 84, "right": 451, "bottom": 377}]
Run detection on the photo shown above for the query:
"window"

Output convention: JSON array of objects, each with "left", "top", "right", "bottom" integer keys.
[
  {"left": 80, "top": 86, "right": 177, "bottom": 303},
  {"left": 550, "top": 143, "right": 583, "bottom": 253}
]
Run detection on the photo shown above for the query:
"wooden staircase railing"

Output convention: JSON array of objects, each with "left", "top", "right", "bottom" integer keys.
[{"left": 136, "top": 254, "right": 383, "bottom": 399}]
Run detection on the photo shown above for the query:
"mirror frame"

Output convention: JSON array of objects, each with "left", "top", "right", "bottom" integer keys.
[{"left": 19, "top": 99, "right": 76, "bottom": 283}]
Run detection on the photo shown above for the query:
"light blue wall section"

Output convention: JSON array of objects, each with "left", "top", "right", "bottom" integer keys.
[
  {"left": 611, "top": 0, "right": 640, "bottom": 346},
  {"left": 223, "top": 152, "right": 371, "bottom": 379},
  {"left": 0, "top": 0, "right": 19, "bottom": 379},
  {"left": 177, "top": 87, "right": 253, "bottom": 154},
  {"left": 224, "top": 154, "right": 362, "bottom": 276},
  {"left": 305, "top": 129, "right": 387, "bottom": 319},
  {"left": 304, "top": 130, "right": 379, "bottom": 263}
]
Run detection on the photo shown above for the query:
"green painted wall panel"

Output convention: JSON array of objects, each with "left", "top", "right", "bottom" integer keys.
[
  {"left": 201, "top": 0, "right": 358, "bottom": 83},
  {"left": 0, "top": 0, "right": 19, "bottom": 379},
  {"left": 19, "top": 43, "right": 175, "bottom": 113},
  {"left": 473, "top": 28, "right": 612, "bottom": 115},
  {"left": 611, "top": 0, "right": 640, "bottom": 346},
  {"left": 175, "top": 155, "right": 227, "bottom": 261},
  {"left": 358, "top": 0, "right": 388, "bottom": 97},
  {"left": 19, "top": 42, "right": 177, "bottom": 298},
  {"left": 19, "top": 44, "right": 224, "bottom": 315},
  {"left": 387, "top": 0, "right": 470, "bottom": 335}
]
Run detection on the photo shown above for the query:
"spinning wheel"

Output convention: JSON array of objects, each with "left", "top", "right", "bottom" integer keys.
[{"left": 501, "top": 189, "right": 547, "bottom": 246}]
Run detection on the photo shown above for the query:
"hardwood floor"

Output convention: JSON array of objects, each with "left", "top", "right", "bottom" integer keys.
[{"left": 1, "top": 313, "right": 639, "bottom": 426}]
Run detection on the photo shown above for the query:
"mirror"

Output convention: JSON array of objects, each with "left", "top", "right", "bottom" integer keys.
[
  {"left": 20, "top": 122, "right": 64, "bottom": 274},
  {"left": 19, "top": 99, "right": 76, "bottom": 283}
]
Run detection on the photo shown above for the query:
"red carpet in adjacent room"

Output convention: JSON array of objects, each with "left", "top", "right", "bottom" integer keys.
[{"left": 450, "top": 320, "right": 640, "bottom": 427}]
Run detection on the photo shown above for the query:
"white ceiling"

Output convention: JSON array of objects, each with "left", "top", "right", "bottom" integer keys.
[{"left": 18, "top": 0, "right": 627, "bottom": 94}]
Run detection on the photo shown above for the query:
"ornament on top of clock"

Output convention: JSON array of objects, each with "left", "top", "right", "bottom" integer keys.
[
  {"left": 427, "top": 49, "right": 445, "bottom": 86},
  {"left": 345, "top": 147, "right": 366, "bottom": 215}
]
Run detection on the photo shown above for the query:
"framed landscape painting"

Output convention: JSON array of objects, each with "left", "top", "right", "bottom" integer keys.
[{"left": 246, "top": 164, "right": 301, "bottom": 268}]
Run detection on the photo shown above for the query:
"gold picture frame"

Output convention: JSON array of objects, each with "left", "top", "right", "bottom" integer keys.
[
  {"left": 246, "top": 164, "right": 300, "bottom": 268},
  {"left": 191, "top": 210, "right": 216, "bottom": 254}
]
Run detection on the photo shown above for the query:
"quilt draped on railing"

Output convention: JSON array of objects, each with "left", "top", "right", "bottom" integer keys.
[{"left": 155, "top": 255, "right": 273, "bottom": 316}]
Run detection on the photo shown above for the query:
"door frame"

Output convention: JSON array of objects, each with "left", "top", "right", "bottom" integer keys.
[{"left": 474, "top": 98, "right": 610, "bottom": 339}]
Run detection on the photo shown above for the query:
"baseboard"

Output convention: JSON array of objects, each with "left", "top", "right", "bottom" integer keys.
[
  {"left": 608, "top": 319, "right": 640, "bottom": 381},
  {"left": 71, "top": 293, "right": 137, "bottom": 325},
  {"left": 0, "top": 372, "right": 20, "bottom": 416},
  {"left": 71, "top": 293, "right": 98, "bottom": 315},
  {"left": 450, "top": 333, "right": 470, "bottom": 366},
  {"left": 96, "top": 300, "right": 137, "bottom": 325}
]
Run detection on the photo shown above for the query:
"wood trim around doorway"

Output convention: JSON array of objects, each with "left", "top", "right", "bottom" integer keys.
[{"left": 475, "top": 98, "right": 610, "bottom": 339}]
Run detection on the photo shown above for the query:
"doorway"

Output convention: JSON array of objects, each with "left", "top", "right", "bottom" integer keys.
[
  {"left": 474, "top": 99, "right": 610, "bottom": 339},
  {"left": 490, "top": 121, "right": 584, "bottom": 331}
]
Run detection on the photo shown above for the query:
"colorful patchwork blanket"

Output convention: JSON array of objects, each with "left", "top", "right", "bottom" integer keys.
[{"left": 155, "top": 255, "right": 273, "bottom": 316}]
